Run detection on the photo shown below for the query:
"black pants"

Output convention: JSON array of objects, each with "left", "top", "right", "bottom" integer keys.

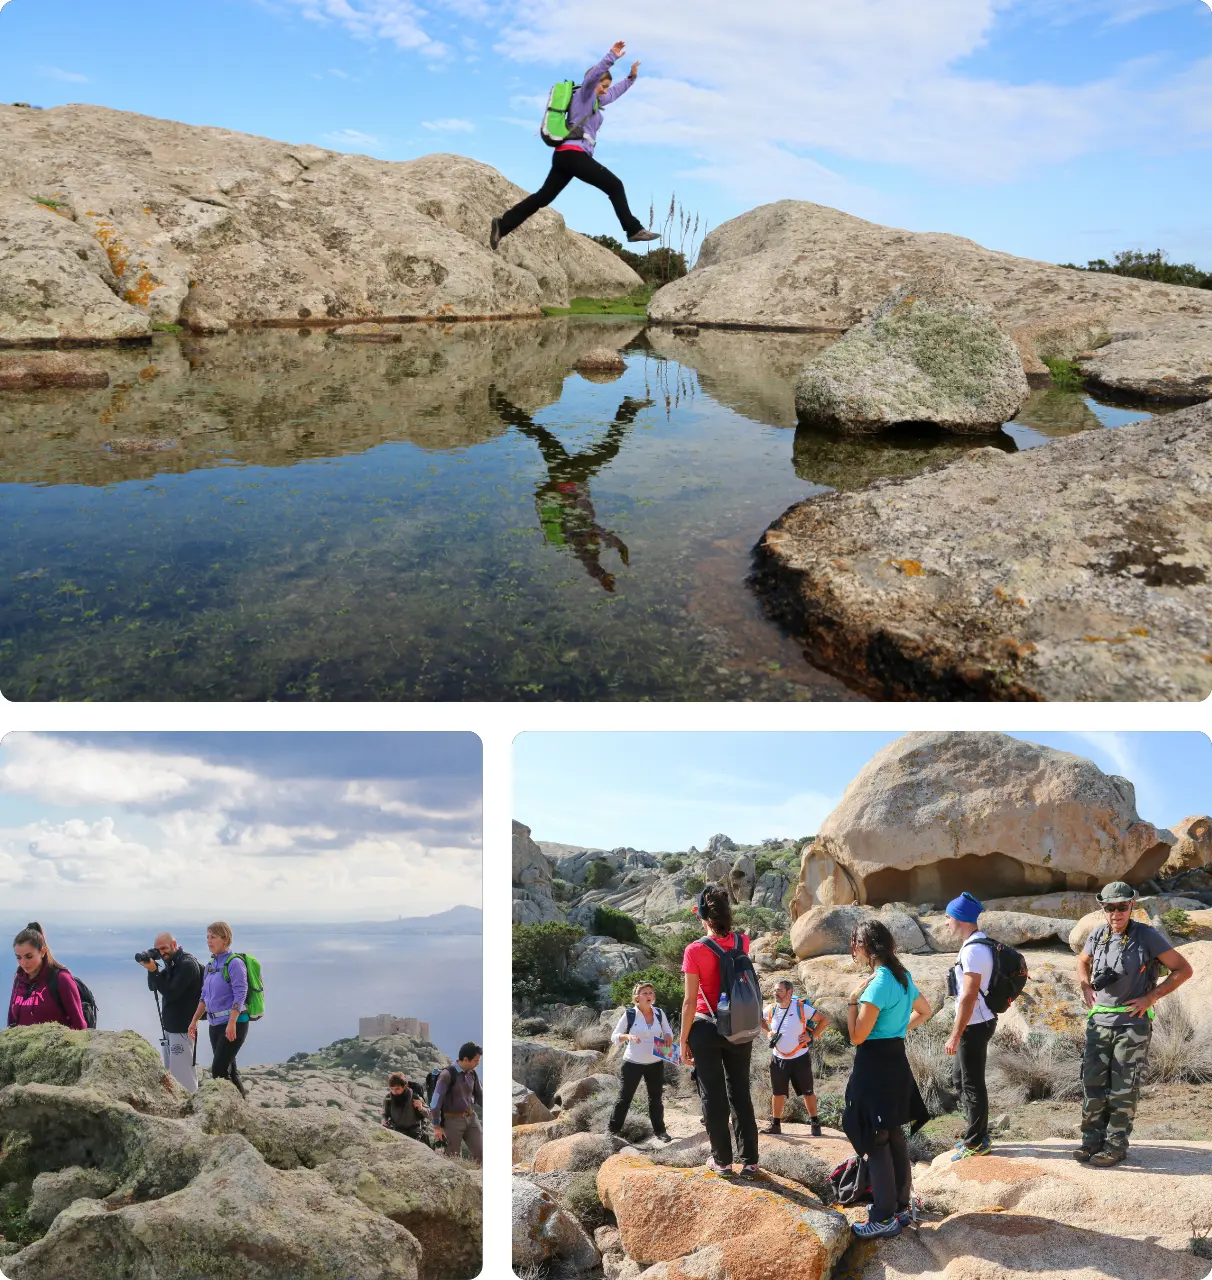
[
  {"left": 688, "top": 1019, "right": 758, "bottom": 1166},
  {"left": 955, "top": 1018, "right": 996, "bottom": 1147},
  {"left": 499, "top": 148, "right": 643, "bottom": 238},
  {"left": 609, "top": 1060, "right": 665, "bottom": 1135},
  {"left": 868, "top": 1125, "right": 912, "bottom": 1222},
  {"left": 209, "top": 1020, "right": 249, "bottom": 1095}
]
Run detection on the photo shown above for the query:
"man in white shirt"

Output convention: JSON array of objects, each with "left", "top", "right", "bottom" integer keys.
[
  {"left": 759, "top": 979, "right": 829, "bottom": 1136},
  {"left": 944, "top": 892, "right": 997, "bottom": 1160}
]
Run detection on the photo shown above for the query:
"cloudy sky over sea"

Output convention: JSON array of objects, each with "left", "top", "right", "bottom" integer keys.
[
  {"left": 1, "top": 1, "right": 1209, "bottom": 267},
  {"left": 515, "top": 732, "right": 1212, "bottom": 852},
  {"left": 0, "top": 732, "right": 482, "bottom": 920}
]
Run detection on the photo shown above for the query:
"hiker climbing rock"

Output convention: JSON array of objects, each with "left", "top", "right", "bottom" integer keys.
[
  {"left": 491, "top": 41, "right": 661, "bottom": 250},
  {"left": 1075, "top": 882, "right": 1193, "bottom": 1167},
  {"left": 432, "top": 1041, "right": 484, "bottom": 1164},
  {"left": 490, "top": 386, "right": 648, "bottom": 592}
]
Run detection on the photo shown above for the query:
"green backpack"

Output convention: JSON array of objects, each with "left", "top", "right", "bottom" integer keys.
[
  {"left": 540, "top": 79, "right": 597, "bottom": 148},
  {"left": 222, "top": 953, "right": 265, "bottom": 1021}
]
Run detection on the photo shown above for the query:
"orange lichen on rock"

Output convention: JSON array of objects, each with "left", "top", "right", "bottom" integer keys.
[
  {"left": 123, "top": 271, "right": 162, "bottom": 308},
  {"left": 887, "top": 559, "right": 923, "bottom": 576}
]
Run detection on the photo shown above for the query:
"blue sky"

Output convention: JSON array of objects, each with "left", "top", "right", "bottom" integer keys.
[
  {"left": 0, "top": 733, "right": 482, "bottom": 920},
  {"left": 514, "top": 732, "right": 1211, "bottom": 851},
  {"left": 2, "top": 0, "right": 1210, "bottom": 266}
]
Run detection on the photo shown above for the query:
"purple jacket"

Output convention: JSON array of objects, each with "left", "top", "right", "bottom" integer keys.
[
  {"left": 201, "top": 951, "right": 249, "bottom": 1025},
  {"left": 562, "top": 49, "right": 634, "bottom": 156}
]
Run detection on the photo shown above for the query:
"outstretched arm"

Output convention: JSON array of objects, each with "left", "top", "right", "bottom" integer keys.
[
  {"left": 601, "top": 62, "right": 639, "bottom": 106},
  {"left": 571, "top": 42, "right": 623, "bottom": 120}
]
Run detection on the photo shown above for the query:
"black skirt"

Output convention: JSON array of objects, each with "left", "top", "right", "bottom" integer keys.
[{"left": 842, "top": 1036, "right": 930, "bottom": 1157}]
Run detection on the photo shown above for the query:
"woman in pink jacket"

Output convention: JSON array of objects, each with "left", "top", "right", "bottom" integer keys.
[{"left": 8, "top": 922, "right": 87, "bottom": 1030}]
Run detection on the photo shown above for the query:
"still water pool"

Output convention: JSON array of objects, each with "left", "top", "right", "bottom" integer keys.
[{"left": 0, "top": 319, "right": 1155, "bottom": 701}]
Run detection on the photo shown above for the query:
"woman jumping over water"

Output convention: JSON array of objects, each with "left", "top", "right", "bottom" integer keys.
[{"left": 491, "top": 41, "right": 660, "bottom": 249}]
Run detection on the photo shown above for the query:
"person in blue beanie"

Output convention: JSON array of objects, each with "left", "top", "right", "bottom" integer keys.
[{"left": 943, "top": 891, "right": 996, "bottom": 1160}]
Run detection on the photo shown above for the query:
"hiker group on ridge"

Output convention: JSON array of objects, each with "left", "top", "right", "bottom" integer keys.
[{"left": 597, "top": 878, "right": 1196, "bottom": 1243}]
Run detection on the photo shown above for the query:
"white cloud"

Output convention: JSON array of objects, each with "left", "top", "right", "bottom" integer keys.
[
  {"left": 421, "top": 117, "right": 475, "bottom": 131},
  {"left": 39, "top": 65, "right": 90, "bottom": 83},
  {"left": 0, "top": 736, "right": 254, "bottom": 809},
  {"left": 322, "top": 127, "right": 382, "bottom": 146},
  {"left": 281, "top": 0, "right": 448, "bottom": 57},
  {"left": 342, "top": 780, "right": 481, "bottom": 824}
]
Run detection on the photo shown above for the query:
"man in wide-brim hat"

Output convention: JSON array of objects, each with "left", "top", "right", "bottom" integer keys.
[{"left": 1074, "top": 881, "right": 1193, "bottom": 1166}]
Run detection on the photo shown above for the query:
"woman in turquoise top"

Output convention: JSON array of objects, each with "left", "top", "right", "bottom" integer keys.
[{"left": 843, "top": 919, "right": 932, "bottom": 1241}]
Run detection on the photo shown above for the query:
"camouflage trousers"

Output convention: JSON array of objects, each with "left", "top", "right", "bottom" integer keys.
[{"left": 1080, "top": 1020, "right": 1152, "bottom": 1153}]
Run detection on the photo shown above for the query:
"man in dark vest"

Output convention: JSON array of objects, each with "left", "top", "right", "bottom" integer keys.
[
  {"left": 1075, "top": 882, "right": 1193, "bottom": 1166},
  {"left": 431, "top": 1041, "right": 483, "bottom": 1165},
  {"left": 140, "top": 932, "right": 204, "bottom": 1093}
]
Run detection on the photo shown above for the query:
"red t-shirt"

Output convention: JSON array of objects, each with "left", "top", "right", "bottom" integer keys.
[{"left": 682, "top": 931, "right": 750, "bottom": 1017}]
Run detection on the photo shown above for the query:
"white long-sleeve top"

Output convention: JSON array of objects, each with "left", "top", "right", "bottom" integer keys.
[{"left": 611, "top": 1005, "right": 673, "bottom": 1064}]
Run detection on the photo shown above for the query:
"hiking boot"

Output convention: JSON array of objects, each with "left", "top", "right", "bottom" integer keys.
[
  {"left": 489, "top": 217, "right": 501, "bottom": 251},
  {"left": 627, "top": 228, "right": 660, "bottom": 243},
  {"left": 761, "top": 1118, "right": 782, "bottom": 1135},
  {"left": 852, "top": 1215, "right": 902, "bottom": 1240},
  {"left": 951, "top": 1137, "right": 992, "bottom": 1161},
  {"left": 1090, "top": 1148, "right": 1126, "bottom": 1168},
  {"left": 1072, "top": 1145, "right": 1100, "bottom": 1163},
  {"left": 706, "top": 1157, "right": 734, "bottom": 1176},
  {"left": 810, "top": 1120, "right": 823, "bottom": 1138},
  {"left": 653, "top": 1132, "right": 673, "bottom": 1144}
]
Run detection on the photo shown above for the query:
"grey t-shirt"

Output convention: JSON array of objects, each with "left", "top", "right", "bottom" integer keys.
[{"left": 1083, "top": 921, "right": 1170, "bottom": 1027}]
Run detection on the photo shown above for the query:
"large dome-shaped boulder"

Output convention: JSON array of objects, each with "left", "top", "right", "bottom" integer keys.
[
  {"left": 792, "top": 733, "right": 1174, "bottom": 912},
  {"left": 1159, "top": 815, "right": 1212, "bottom": 878},
  {"left": 794, "top": 279, "right": 1029, "bottom": 435},
  {"left": 513, "top": 820, "right": 564, "bottom": 925}
]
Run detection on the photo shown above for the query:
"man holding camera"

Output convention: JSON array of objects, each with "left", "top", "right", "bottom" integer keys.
[
  {"left": 760, "top": 979, "right": 828, "bottom": 1136},
  {"left": 1075, "top": 882, "right": 1192, "bottom": 1167},
  {"left": 138, "top": 933, "right": 204, "bottom": 1093}
]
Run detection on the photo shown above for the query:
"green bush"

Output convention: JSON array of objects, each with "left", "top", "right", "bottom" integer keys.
[
  {"left": 513, "top": 921, "right": 598, "bottom": 1003},
  {"left": 584, "top": 859, "right": 616, "bottom": 891},
  {"left": 684, "top": 875, "right": 705, "bottom": 895},
  {"left": 608, "top": 965, "right": 684, "bottom": 1018},
  {"left": 733, "top": 905, "right": 781, "bottom": 935},
  {"left": 1161, "top": 908, "right": 1196, "bottom": 939},
  {"left": 754, "top": 856, "right": 774, "bottom": 878},
  {"left": 1042, "top": 356, "right": 1083, "bottom": 391},
  {"left": 1060, "top": 248, "right": 1212, "bottom": 290},
  {"left": 594, "top": 905, "right": 640, "bottom": 944},
  {"left": 590, "top": 235, "right": 688, "bottom": 285},
  {"left": 551, "top": 877, "right": 571, "bottom": 902},
  {"left": 563, "top": 1170, "right": 612, "bottom": 1232},
  {"left": 649, "top": 926, "right": 702, "bottom": 974},
  {"left": 663, "top": 856, "right": 685, "bottom": 873}
]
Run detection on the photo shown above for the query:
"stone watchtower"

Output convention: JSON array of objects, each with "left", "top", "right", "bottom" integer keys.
[{"left": 358, "top": 1014, "right": 431, "bottom": 1041}]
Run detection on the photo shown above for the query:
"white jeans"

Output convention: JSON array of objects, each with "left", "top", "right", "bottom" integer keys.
[{"left": 162, "top": 1030, "right": 198, "bottom": 1093}]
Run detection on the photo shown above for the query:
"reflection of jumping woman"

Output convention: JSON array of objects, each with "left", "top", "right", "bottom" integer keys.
[{"left": 491, "top": 41, "right": 660, "bottom": 249}]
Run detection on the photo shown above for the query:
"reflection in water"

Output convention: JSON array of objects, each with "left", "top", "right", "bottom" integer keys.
[
  {"left": 491, "top": 388, "right": 651, "bottom": 593},
  {"left": 0, "top": 321, "right": 1161, "bottom": 702},
  {"left": 793, "top": 424, "right": 1017, "bottom": 491}
]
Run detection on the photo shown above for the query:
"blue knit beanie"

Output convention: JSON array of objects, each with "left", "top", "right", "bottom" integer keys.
[{"left": 945, "top": 891, "right": 983, "bottom": 924}]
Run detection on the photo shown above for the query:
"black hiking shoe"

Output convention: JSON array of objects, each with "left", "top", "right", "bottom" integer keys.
[
  {"left": 810, "top": 1120, "right": 823, "bottom": 1137},
  {"left": 627, "top": 228, "right": 660, "bottom": 243},
  {"left": 490, "top": 217, "right": 501, "bottom": 251},
  {"left": 761, "top": 1118, "right": 782, "bottom": 1135}
]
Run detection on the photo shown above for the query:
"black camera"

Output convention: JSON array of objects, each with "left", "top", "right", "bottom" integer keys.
[
  {"left": 1089, "top": 968, "right": 1115, "bottom": 992},
  {"left": 134, "top": 949, "right": 160, "bottom": 965}
]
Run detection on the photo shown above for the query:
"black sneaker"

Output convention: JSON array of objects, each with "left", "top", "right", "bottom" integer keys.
[
  {"left": 761, "top": 1118, "right": 782, "bottom": 1135},
  {"left": 653, "top": 1132, "right": 673, "bottom": 1144},
  {"left": 810, "top": 1120, "right": 822, "bottom": 1137},
  {"left": 490, "top": 217, "right": 501, "bottom": 251}
]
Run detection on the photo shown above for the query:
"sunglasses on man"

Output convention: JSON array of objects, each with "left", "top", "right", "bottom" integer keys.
[{"left": 1101, "top": 902, "right": 1133, "bottom": 913}]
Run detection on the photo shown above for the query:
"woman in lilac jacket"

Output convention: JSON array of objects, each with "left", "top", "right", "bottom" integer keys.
[
  {"left": 492, "top": 40, "right": 660, "bottom": 249},
  {"left": 8, "top": 922, "right": 87, "bottom": 1030},
  {"left": 187, "top": 921, "right": 251, "bottom": 1098}
]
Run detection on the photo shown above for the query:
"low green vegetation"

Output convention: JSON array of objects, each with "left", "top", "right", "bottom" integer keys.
[
  {"left": 1060, "top": 248, "right": 1212, "bottom": 290},
  {"left": 662, "top": 856, "right": 684, "bottom": 873},
  {"left": 1161, "top": 908, "right": 1196, "bottom": 939},
  {"left": 0, "top": 1187, "right": 41, "bottom": 1248},
  {"left": 151, "top": 321, "right": 184, "bottom": 333},
  {"left": 513, "top": 921, "right": 597, "bottom": 1004},
  {"left": 733, "top": 903, "right": 782, "bottom": 935},
  {"left": 32, "top": 196, "right": 68, "bottom": 211},
  {"left": 683, "top": 874, "right": 705, "bottom": 895},
  {"left": 608, "top": 964, "right": 683, "bottom": 1014},
  {"left": 590, "top": 236, "right": 689, "bottom": 285},
  {"left": 594, "top": 904, "right": 640, "bottom": 944},
  {"left": 754, "top": 855, "right": 774, "bottom": 877},
  {"left": 541, "top": 286, "right": 654, "bottom": 318},
  {"left": 1042, "top": 356, "right": 1084, "bottom": 391}
]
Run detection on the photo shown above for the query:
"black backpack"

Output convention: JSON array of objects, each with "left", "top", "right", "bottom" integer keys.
[
  {"left": 424, "top": 1066, "right": 445, "bottom": 1104},
  {"left": 829, "top": 1156, "right": 872, "bottom": 1206},
  {"left": 52, "top": 967, "right": 98, "bottom": 1029},
  {"left": 702, "top": 932, "right": 762, "bottom": 1044},
  {"left": 625, "top": 1006, "right": 668, "bottom": 1035},
  {"left": 959, "top": 936, "right": 1028, "bottom": 1014}
]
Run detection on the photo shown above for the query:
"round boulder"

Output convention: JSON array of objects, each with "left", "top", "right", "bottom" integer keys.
[{"left": 512, "top": 1174, "right": 599, "bottom": 1273}]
